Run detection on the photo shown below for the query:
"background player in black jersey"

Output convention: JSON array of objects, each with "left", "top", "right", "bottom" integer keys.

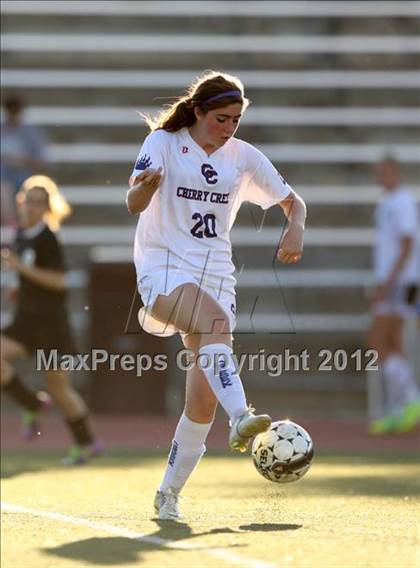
[{"left": 1, "top": 175, "right": 101, "bottom": 465}]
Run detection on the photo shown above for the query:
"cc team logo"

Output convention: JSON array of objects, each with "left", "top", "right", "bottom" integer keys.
[{"left": 201, "top": 163, "right": 218, "bottom": 185}]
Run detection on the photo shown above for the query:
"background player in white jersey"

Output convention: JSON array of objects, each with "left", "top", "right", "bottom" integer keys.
[
  {"left": 368, "top": 157, "right": 420, "bottom": 434},
  {"left": 127, "top": 71, "right": 306, "bottom": 520}
]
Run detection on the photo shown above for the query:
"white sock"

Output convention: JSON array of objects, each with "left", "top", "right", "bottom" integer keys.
[
  {"left": 382, "top": 353, "right": 420, "bottom": 412},
  {"left": 159, "top": 413, "right": 213, "bottom": 494},
  {"left": 198, "top": 343, "right": 248, "bottom": 422}
]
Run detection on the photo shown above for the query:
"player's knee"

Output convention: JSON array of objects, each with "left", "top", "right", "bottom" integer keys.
[{"left": 197, "top": 309, "right": 230, "bottom": 336}]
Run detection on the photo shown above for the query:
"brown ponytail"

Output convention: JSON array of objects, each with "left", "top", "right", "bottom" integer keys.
[{"left": 141, "top": 70, "right": 249, "bottom": 132}]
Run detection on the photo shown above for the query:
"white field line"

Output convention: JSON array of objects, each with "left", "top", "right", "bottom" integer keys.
[
  {"left": 3, "top": 34, "right": 420, "bottom": 54},
  {"left": 2, "top": 0, "right": 419, "bottom": 17},
  {"left": 1, "top": 501, "right": 277, "bottom": 568},
  {"left": 3, "top": 69, "right": 419, "bottom": 89}
]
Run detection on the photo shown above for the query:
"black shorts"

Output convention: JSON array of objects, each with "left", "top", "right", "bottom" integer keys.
[{"left": 3, "top": 312, "right": 77, "bottom": 356}]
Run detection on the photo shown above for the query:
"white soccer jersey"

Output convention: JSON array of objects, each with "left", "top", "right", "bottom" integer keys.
[
  {"left": 130, "top": 127, "right": 292, "bottom": 290},
  {"left": 374, "top": 187, "right": 419, "bottom": 285}
]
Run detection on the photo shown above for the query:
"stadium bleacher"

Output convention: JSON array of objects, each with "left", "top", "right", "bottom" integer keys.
[{"left": 2, "top": 0, "right": 419, "bottom": 416}]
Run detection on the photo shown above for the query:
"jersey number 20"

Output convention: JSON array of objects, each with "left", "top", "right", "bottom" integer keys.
[{"left": 190, "top": 213, "right": 217, "bottom": 239}]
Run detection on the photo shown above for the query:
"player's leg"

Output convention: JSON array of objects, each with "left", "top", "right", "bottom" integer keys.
[
  {"left": 367, "top": 314, "right": 398, "bottom": 433},
  {"left": 44, "top": 369, "right": 101, "bottom": 464},
  {"left": 385, "top": 315, "right": 420, "bottom": 431},
  {"left": 155, "top": 333, "right": 216, "bottom": 520},
  {"left": 369, "top": 314, "right": 419, "bottom": 433},
  {"left": 367, "top": 314, "right": 392, "bottom": 361},
  {"left": 152, "top": 284, "right": 271, "bottom": 451},
  {"left": 151, "top": 282, "right": 232, "bottom": 345},
  {"left": 1, "top": 334, "right": 51, "bottom": 438},
  {"left": 1, "top": 334, "right": 28, "bottom": 386}
]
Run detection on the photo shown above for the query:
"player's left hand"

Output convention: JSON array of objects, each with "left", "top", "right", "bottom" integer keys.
[
  {"left": 371, "top": 281, "right": 392, "bottom": 305},
  {"left": 277, "top": 224, "right": 304, "bottom": 264},
  {"left": 1, "top": 248, "right": 21, "bottom": 272}
]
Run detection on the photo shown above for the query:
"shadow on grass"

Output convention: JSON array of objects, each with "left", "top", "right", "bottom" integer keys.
[
  {"left": 229, "top": 473, "right": 420, "bottom": 500},
  {"left": 0, "top": 451, "right": 163, "bottom": 479},
  {"left": 41, "top": 519, "right": 302, "bottom": 565},
  {"left": 239, "top": 523, "right": 301, "bottom": 531},
  {"left": 1, "top": 464, "right": 43, "bottom": 479},
  {"left": 41, "top": 521, "right": 240, "bottom": 565}
]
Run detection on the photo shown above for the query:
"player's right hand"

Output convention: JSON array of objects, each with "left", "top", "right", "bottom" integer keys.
[{"left": 129, "top": 167, "right": 163, "bottom": 192}]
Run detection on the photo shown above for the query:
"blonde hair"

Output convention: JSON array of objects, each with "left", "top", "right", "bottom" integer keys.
[
  {"left": 18, "top": 175, "right": 72, "bottom": 231},
  {"left": 142, "top": 70, "right": 249, "bottom": 132}
]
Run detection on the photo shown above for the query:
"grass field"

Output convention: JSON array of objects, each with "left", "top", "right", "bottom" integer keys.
[{"left": 1, "top": 450, "right": 419, "bottom": 568}]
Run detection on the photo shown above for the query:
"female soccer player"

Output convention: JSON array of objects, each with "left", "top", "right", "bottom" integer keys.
[
  {"left": 127, "top": 71, "right": 306, "bottom": 520},
  {"left": 1, "top": 175, "right": 101, "bottom": 465},
  {"left": 368, "top": 157, "right": 419, "bottom": 434}
]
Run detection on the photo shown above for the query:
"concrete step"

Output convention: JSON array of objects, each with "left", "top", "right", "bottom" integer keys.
[
  {"left": 5, "top": 69, "right": 419, "bottom": 89},
  {"left": 3, "top": 1, "right": 417, "bottom": 18},
  {"left": 2, "top": 225, "right": 377, "bottom": 247},
  {"left": 89, "top": 244, "right": 371, "bottom": 270},
  {"left": 0, "top": 13, "right": 332, "bottom": 35},
  {"left": 3, "top": 87, "right": 420, "bottom": 111},
  {"left": 39, "top": 142, "right": 420, "bottom": 163},
  {"left": 4, "top": 53, "right": 419, "bottom": 78},
  {"left": 63, "top": 201, "right": 378, "bottom": 228},
  {"left": 11, "top": 105, "right": 420, "bottom": 127},
  {"left": 1, "top": 268, "right": 375, "bottom": 291},
  {"left": 0, "top": 228, "right": 375, "bottom": 269},
  {"left": 40, "top": 161, "right": 419, "bottom": 187},
  {"left": 4, "top": 33, "right": 419, "bottom": 54},
  {"left": 57, "top": 184, "right": 420, "bottom": 206},
  {"left": 5, "top": 85, "right": 419, "bottom": 109},
  {"left": 237, "top": 287, "right": 369, "bottom": 316},
  {"left": 18, "top": 123, "right": 420, "bottom": 146}
]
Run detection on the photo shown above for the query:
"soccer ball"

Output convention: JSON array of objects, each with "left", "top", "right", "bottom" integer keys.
[{"left": 252, "top": 420, "right": 314, "bottom": 483}]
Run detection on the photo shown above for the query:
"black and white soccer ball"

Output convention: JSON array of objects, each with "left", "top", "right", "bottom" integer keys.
[{"left": 252, "top": 420, "right": 314, "bottom": 483}]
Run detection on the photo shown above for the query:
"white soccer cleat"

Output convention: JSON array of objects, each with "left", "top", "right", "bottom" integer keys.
[
  {"left": 153, "top": 488, "right": 182, "bottom": 521},
  {"left": 229, "top": 407, "right": 272, "bottom": 453}
]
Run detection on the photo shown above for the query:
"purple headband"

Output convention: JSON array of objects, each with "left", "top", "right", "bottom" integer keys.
[{"left": 202, "top": 90, "right": 242, "bottom": 105}]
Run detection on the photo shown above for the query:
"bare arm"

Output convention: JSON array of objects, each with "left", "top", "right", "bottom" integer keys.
[
  {"left": 1, "top": 249, "right": 65, "bottom": 291},
  {"left": 277, "top": 191, "right": 307, "bottom": 264},
  {"left": 388, "top": 236, "right": 413, "bottom": 286},
  {"left": 18, "top": 264, "right": 65, "bottom": 290},
  {"left": 126, "top": 167, "right": 162, "bottom": 215}
]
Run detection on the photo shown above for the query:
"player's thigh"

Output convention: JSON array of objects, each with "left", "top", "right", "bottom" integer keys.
[
  {"left": 152, "top": 283, "right": 230, "bottom": 336},
  {"left": 368, "top": 314, "right": 403, "bottom": 359},
  {"left": 44, "top": 369, "right": 72, "bottom": 395},
  {"left": 386, "top": 315, "right": 404, "bottom": 352},
  {"left": 182, "top": 332, "right": 217, "bottom": 423},
  {"left": 0, "top": 334, "right": 28, "bottom": 361}
]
